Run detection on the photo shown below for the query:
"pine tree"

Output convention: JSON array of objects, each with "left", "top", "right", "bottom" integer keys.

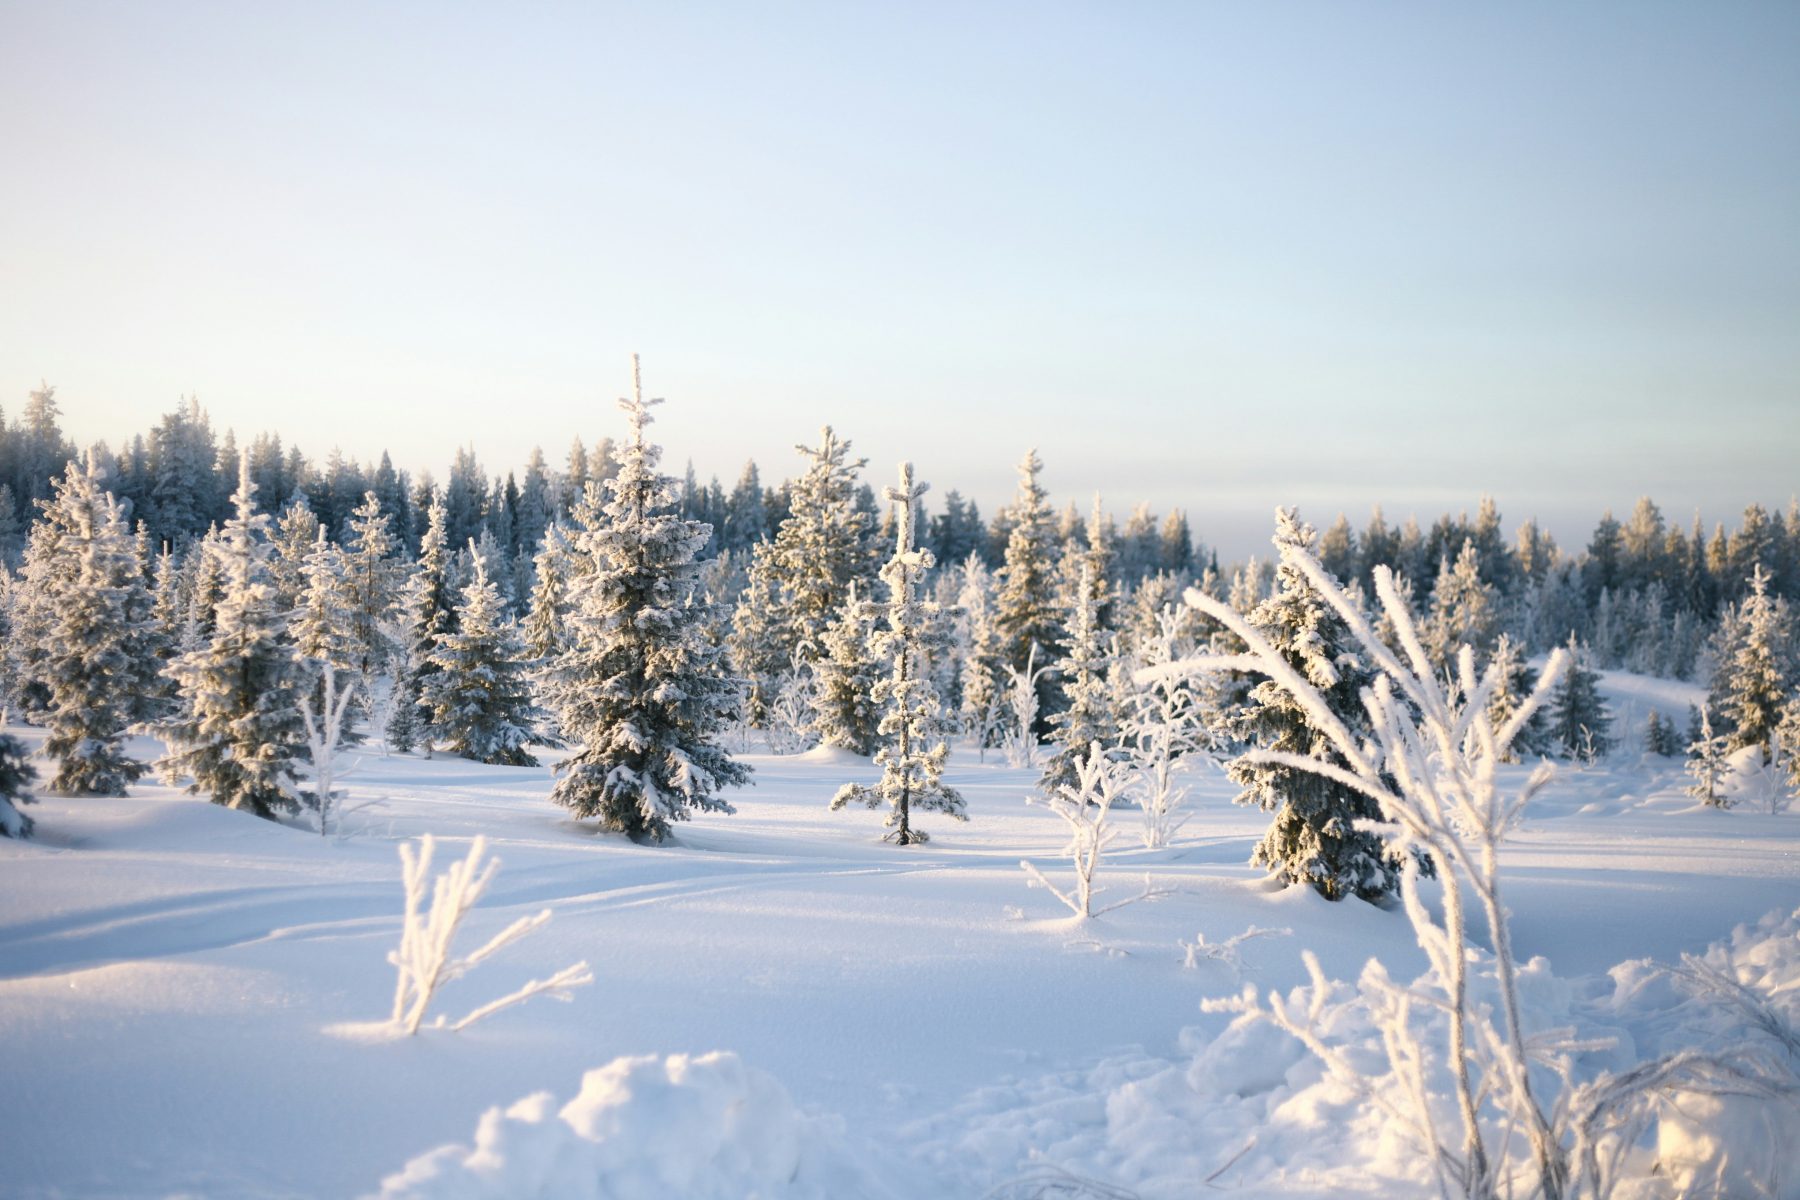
[
  {"left": 833, "top": 463, "right": 965, "bottom": 843},
  {"left": 34, "top": 453, "right": 158, "bottom": 795},
  {"left": 157, "top": 455, "right": 309, "bottom": 819},
  {"left": 955, "top": 554, "right": 1005, "bottom": 750},
  {"left": 0, "top": 731, "right": 36, "bottom": 838},
  {"left": 1644, "top": 709, "right": 1683, "bottom": 757},
  {"left": 1546, "top": 634, "right": 1612, "bottom": 762},
  {"left": 810, "top": 581, "right": 883, "bottom": 756},
  {"left": 1228, "top": 508, "right": 1399, "bottom": 902},
  {"left": 1686, "top": 703, "right": 1731, "bottom": 808},
  {"left": 1425, "top": 538, "right": 1500, "bottom": 669},
  {"left": 343, "top": 489, "right": 401, "bottom": 680},
  {"left": 1717, "top": 566, "right": 1789, "bottom": 757},
  {"left": 546, "top": 358, "right": 751, "bottom": 840},
  {"left": 1484, "top": 633, "right": 1550, "bottom": 762},
  {"left": 388, "top": 497, "right": 456, "bottom": 753},
  {"left": 521, "top": 523, "right": 573, "bottom": 662},
  {"left": 423, "top": 551, "right": 551, "bottom": 766},
  {"left": 729, "top": 427, "right": 874, "bottom": 720},
  {"left": 1040, "top": 563, "right": 1118, "bottom": 794},
  {"left": 993, "top": 448, "right": 1062, "bottom": 727}
]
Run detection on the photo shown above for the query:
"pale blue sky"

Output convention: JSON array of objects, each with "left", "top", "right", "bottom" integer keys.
[{"left": 2, "top": 1, "right": 1795, "bottom": 558}]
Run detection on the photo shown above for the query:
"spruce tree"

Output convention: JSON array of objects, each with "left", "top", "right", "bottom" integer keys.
[
  {"left": 290, "top": 528, "right": 365, "bottom": 741},
  {"left": 1546, "top": 634, "right": 1613, "bottom": 762},
  {"left": 810, "top": 580, "right": 883, "bottom": 756},
  {"left": 545, "top": 358, "right": 750, "bottom": 840},
  {"left": 1484, "top": 633, "right": 1550, "bottom": 762},
  {"left": 1425, "top": 538, "right": 1500, "bottom": 670},
  {"left": 0, "top": 731, "right": 36, "bottom": 838},
  {"left": 1717, "top": 566, "right": 1789, "bottom": 756},
  {"left": 833, "top": 462, "right": 965, "bottom": 843},
  {"left": 269, "top": 494, "right": 321, "bottom": 613},
  {"left": 993, "top": 448, "right": 1062, "bottom": 727},
  {"left": 1686, "top": 703, "right": 1731, "bottom": 808},
  {"left": 343, "top": 489, "right": 401, "bottom": 680},
  {"left": 1644, "top": 709, "right": 1683, "bottom": 757},
  {"left": 157, "top": 455, "right": 309, "bottom": 819},
  {"left": 729, "top": 426, "right": 874, "bottom": 720},
  {"left": 1041, "top": 563, "right": 1118, "bottom": 794},
  {"left": 1228, "top": 508, "right": 1399, "bottom": 902},
  {"left": 388, "top": 497, "right": 456, "bottom": 753},
  {"left": 955, "top": 554, "right": 1005, "bottom": 749},
  {"left": 522, "top": 522, "right": 573, "bottom": 662},
  {"left": 423, "top": 551, "right": 551, "bottom": 766},
  {"left": 34, "top": 453, "right": 158, "bottom": 795}
]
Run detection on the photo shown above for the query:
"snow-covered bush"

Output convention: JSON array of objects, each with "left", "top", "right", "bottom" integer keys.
[
  {"left": 1177, "top": 537, "right": 1796, "bottom": 1200},
  {"left": 999, "top": 642, "right": 1049, "bottom": 770},
  {"left": 382, "top": 835, "right": 591, "bottom": 1036},
  {"left": 1020, "top": 743, "right": 1158, "bottom": 919},
  {"left": 299, "top": 661, "right": 359, "bottom": 836},
  {"left": 1119, "top": 606, "right": 1204, "bottom": 849},
  {"left": 377, "top": 1050, "right": 896, "bottom": 1200}
]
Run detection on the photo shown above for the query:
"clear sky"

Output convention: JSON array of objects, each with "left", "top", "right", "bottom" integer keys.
[{"left": 2, "top": 1, "right": 1796, "bottom": 559}]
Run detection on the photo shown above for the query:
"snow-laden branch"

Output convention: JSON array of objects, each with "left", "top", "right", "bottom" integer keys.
[{"left": 385, "top": 835, "right": 592, "bottom": 1035}]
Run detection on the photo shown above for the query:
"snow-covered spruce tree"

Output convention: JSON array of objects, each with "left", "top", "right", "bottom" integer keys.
[
  {"left": 269, "top": 494, "right": 321, "bottom": 613},
  {"left": 33, "top": 452, "right": 157, "bottom": 795},
  {"left": 1715, "top": 565, "right": 1790, "bottom": 757},
  {"left": 545, "top": 358, "right": 750, "bottom": 840},
  {"left": 343, "top": 490, "right": 401, "bottom": 681},
  {"left": 1545, "top": 634, "right": 1612, "bottom": 763},
  {"left": 728, "top": 426, "right": 874, "bottom": 722},
  {"left": 954, "top": 553, "right": 1006, "bottom": 754},
  {"left": 1778, "top": 693, "right": 1800, "bottom": 804},
  {"left": 291, "top": 528, "right": 362, "bottom": 697},
  {"left": 1040, "top": 563, "right": 1118, "bottom": 794},
  {"left": 1686, "top": 703, "right": 1731, "bottom": 808},
  {"left": 1426, "top": 538, "right": 1500, "bottom": 671},
  {"left": 0, "top": 731, "right": 36, "bottom": 838},
  {"left": 1228, "top": 508, "right": 1401, "bottom": 902},
  {"left": 1483, "top": 633, "right": 1551, "bottom": 763},
  {"left": 810, "top": 580, "right": 883, "bottom": 756},
  {"left": 993, "top": 449, "right": 1063, "bottom": 729},
  {"left": 832, "top": 462, "right": 965, "bottom": 844},
  {"left": 157, "top": 455, "right": 309, "bottom": 819},
  {"left": 521, "top": 522, "right": 573, "bottom": 662},
  {"left": 423, "top": 549, "right": 552, "bottom": 766},
  {"left": 388, "top": 497, "right": 456, "bottom": 753}
]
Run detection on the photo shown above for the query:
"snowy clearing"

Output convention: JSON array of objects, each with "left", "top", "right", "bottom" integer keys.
[{"left": 2, "top": 670, "right": 1797, "bottom": 1198}]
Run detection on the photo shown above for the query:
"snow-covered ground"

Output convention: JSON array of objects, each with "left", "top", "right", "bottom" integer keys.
[{"left": 2, "top": 671, "right": 1796, "bottom": 1198}]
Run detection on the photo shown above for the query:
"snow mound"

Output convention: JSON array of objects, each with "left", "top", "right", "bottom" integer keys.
[{"left": 375, "top": 1050, "right": 889, "bottom": 1200}]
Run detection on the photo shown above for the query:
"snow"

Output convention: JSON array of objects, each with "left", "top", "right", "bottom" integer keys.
[{"left": 1, "top": 666, "right": 1797, "bottom": 1197}]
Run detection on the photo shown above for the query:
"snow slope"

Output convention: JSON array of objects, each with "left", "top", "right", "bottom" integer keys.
[{"left": 0, "top": 667, "right": 1795, "bottom": 1197}]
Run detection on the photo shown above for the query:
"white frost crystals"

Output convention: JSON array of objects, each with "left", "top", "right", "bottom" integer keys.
[{"left": 335, "top": 835, "right": 592, "bottom": 1039}]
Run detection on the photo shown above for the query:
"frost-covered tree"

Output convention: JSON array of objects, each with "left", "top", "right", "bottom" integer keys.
[
  {"left": 521, "top": 523, "right": 573, "bottom": 662},
  {"left": 1644, "top": 709, "right": 1683, "bottom": 758},
  {"left": 729, "top": 427, "right": 874, "bottom": 718},
  {"left": 32, "top": 453, "right": 157, "bottom": 795},
  {"left": 1545, "top": 635, "right": 1612, "bottom": 763},
  {"left": 269, "top": 494, "right": 321, "bottom": 613},
  {"left": 832, "top": 462, "right": 964, "bottom": 844},
  {"left": 1041, "top": 563, "right": 1118, "bottom": 794},
  {"left": 388, "top": 497, "right": 456, "bottom": 753},
  {"left": 1426, "top": 539, "right": 1500, "bottom": 670},
  {"left": 1121, "top": 606, "right": 1205, "bottom": 848},
  {"left": 545, "top": 358, "right": 750, "bottom": 840},
  {"left": 994, "top": 449, "right": 1062, "bottom": 728},
  {"left": 810, "top": 580, "right": 883, "bottom": 756},
  {"left": 423, "top": 551, "right": 551, "bottom": 766},
  {"left": 954, "top": 554, "right": 1006, "bottom": 752},
  {"left": 157, "top": 455, "right": 309, "bottom": 819},
  {"left": 1715, "top": 566, "right": 1790, "bottom": 757},
  {"left": 1228, "top": 508, "right": 1400, "bottom": 902},
  {"left": 1686, "top": 703, "right": 1731, "bottom": 808},
  {"left": 1483, "top": 634, "right": 1550, "bottom": 763},
  {"left": 291, "top": 529, "right": 361, "bottom": 689},
  {"left": 0, "top": 731, "right": 36, "bottom": 838},
  {"left": 343, "top": 490, "right": 401, "bottom": 680}
]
